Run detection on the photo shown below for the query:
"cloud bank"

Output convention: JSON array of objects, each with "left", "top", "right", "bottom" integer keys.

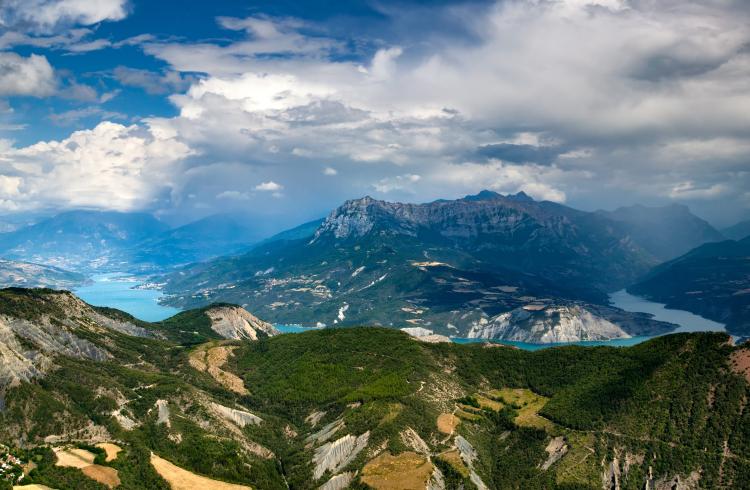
[{"left": 0, "top": 0, "right": 749, "bottom": 226}]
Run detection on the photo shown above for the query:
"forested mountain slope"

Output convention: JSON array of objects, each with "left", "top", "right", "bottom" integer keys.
[
  {"left": 0, "top": 289, "right": 748, "bottom": 489},
  {"left": 629, "top": 237, "right": 750, "bottom": 337}
]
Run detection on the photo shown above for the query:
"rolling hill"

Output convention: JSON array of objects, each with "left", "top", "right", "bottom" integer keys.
[{"left": 0, "top": 288, "right": 748, "bottom": 489}]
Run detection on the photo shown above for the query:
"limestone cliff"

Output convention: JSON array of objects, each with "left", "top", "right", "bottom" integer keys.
[
  {"left": 205, "top": 305, "right": 278, "bottom": 340},
  {"left": 467, "top": 305, "right": 630, "bottom": 343}
]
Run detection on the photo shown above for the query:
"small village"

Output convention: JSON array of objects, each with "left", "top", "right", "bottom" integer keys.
[{"left": 0, "top": 444, "right": 26, "bottom": 486}]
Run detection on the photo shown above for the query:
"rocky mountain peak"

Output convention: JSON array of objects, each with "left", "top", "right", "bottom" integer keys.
[
  {"left": 463, "top": 189, "right": 502, "bottom": 201},
  {"left": 506, "top": 191, "right": 534, "bottom": 202}
]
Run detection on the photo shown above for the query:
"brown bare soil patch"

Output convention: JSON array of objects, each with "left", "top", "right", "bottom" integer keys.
[
  {"left": 730, "top": 349, "right": 750, "bottom": 384},
  {"left": 361, "top": 451, "right": 433, "bottom": 490},
  {"left": 96, "top": 443, "right": 122, "bottom": 462},
  {"left": 437, "top": 413, "right": 460, "bottom": 434},
  {"left": 82, "top": 465, "right": 121, "bottom": 488},
  {"left": 189, "top": 344, "right": 249, "bottom": 395},
  {"left": 54, "top": 447, "right": 120, "bottom": 488},
  {"left": 150, "top": 453, "right": 251, "bottom": 490},
  {"left": 13, "top": 485, "right": 56, "bottom": 490},
  {"left": 54, "top": 448, "right": 96, "bottom": 468}
]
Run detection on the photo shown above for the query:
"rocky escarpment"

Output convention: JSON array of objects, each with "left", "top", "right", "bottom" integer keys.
[
  {"left": 205, "top": 305, "right": 278, "bottom": 340},
  {"left": 467, "top": 305, "right": 631, "bottom": 343},
  {"left": 0, "top": 289, "right": 158, "bottom": 396},
  {"left": 0, "top": 310, "right": 110, "bottom": 394}
]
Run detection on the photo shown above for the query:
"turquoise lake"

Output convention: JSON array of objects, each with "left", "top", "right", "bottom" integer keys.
[
  {"left": 75, "top": 274, "right": 181, "bottom": 322},
  {"left": 76, "top": 277, "right": 727, "bottom": 349}
]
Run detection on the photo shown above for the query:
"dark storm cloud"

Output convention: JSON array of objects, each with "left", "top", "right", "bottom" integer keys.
[{"left": 476, "top": 143, "right": 562, "bottom": 165}]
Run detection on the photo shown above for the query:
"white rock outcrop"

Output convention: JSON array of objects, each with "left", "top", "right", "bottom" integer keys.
[
  {"left": 313, "top": 432, "right": 369, "bottom": 480},
  {"left": 455, "top": 436, "right": 489, "bottom": 490},
  {"left": 0, "top": 315, "right": 109, "bottom": 391},
  {"left": 541, "top": 436, "right": 568, "bottom": 470},
  {"left": 206, "top": 306, "right": 278, "bottom": 340},
  {"left": 210, "top": 402, "right": 262, "bottom": 427},
  {"left": 155, "top": 400, "right": 170, "bottom": 427},
  {"left": 400, "top": 327, "right": 452, "bottom": 344},
  {"left": 427, "top": 466, "right": 446, "bottom": 490},
  {"left": 307, "top": 419, "right": 345, "bottom": 445},
  {"left": 318, "top": 472, "right": 355, "bottom": 490},
  {"left": 467, "top": 305, "right": 630, "bottom": 343},
  {"left": 400, "top": 427, "right": 430, "bottom": 455}
]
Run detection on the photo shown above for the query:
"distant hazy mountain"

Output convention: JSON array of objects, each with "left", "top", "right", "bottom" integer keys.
[
  {"left": 253, "top": 218, "right": 324, "bottom": 246},
  {"left": 629, "top": 237, "right": 750, "bottom": 336},
  {"left": 722, "top": 219, "right": 750, "bottom": 240},
  {"left": 161, "top": 191, "right": 672, "bottom": 337},
  {"left": 597, "top": 203, "right": 724, "bottom": 261},
  {"left": 0, "top": 259, "right": 85, "bottom": 289},
  {"left": 0, "top": 210, "right": 168, "bottom": 272},
  {"left": 129, "top": 213, "right": 262, "bottom": 269},
  {"left": 0, "top": 211, "right": 265, "bottom": 273}
]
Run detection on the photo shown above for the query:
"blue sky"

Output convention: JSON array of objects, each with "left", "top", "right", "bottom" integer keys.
[{"left": 0, "top": 0, "right": 749, "bottom": 231}]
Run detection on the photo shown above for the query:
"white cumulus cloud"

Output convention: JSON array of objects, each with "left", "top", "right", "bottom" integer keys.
[
  {"left": 0, "top": 53, "right": 56, "bottom": 97},
  {"left": 0, "top": 0, "right": 128, "bottom": 33},
  {"left": 254, "top": 181, "right": 283, "bottom": 192},
  {"left": 0, "top": 121, "right": 193, "bottom": 212}
]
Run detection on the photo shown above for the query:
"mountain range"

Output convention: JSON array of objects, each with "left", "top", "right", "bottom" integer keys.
[
  {"left": 159, "top": 191, "right": 727, "bottom": 339},
  {"left": 0, "top": 191, "right": 741, "bottom": 341},
  {"left": 0, "top": 288, "right": 748, "bottom": 489}
]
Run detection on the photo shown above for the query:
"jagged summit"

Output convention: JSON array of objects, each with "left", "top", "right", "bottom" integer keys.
[
  {"left": 462, "top": 189, "right": 502, "bottom": 201},
  {"left": 463, "top": 189, "right": 535, "bottom": 203}
]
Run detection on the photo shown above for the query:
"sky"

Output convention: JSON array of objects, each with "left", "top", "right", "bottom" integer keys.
[{"left": 0, "top": 0, "right": 749, "bottom": 232}]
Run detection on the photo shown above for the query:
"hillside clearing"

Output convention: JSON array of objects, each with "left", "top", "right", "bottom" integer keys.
[
  {"left": 53, "top": 448, "right": 96, "bottom": 469},
  {"left": 150, "top": 453, "right": 252, "bottom": 490},
  {"left": 361, "top": 451, "right": 433, "bottom": 489},
  {"left": 53, "top": 447, "right": 120, "bottom": 488},
  {"left": 488, "top": 388, "right": 554, "bottom": 430},
  {"left": 189, "top": 344, "right": 249, "bottom": 395},
  {"left": 96, "top": 443, "right": 122, "bottom": 462},
  {"left": 81, "top": 465, "right": 121, "bottom": 488},
  {"left": 436, "top": 413, "right": 460, "bottom": 434}
]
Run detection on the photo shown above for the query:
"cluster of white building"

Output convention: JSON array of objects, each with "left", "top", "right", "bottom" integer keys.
[{"left": 0, "top": 447, "right": 24, "bottom": 483}]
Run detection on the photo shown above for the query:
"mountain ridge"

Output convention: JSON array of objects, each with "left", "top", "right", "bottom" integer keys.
[{"left": 159, "top": 192, "right": 691, "bottom": 339}]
